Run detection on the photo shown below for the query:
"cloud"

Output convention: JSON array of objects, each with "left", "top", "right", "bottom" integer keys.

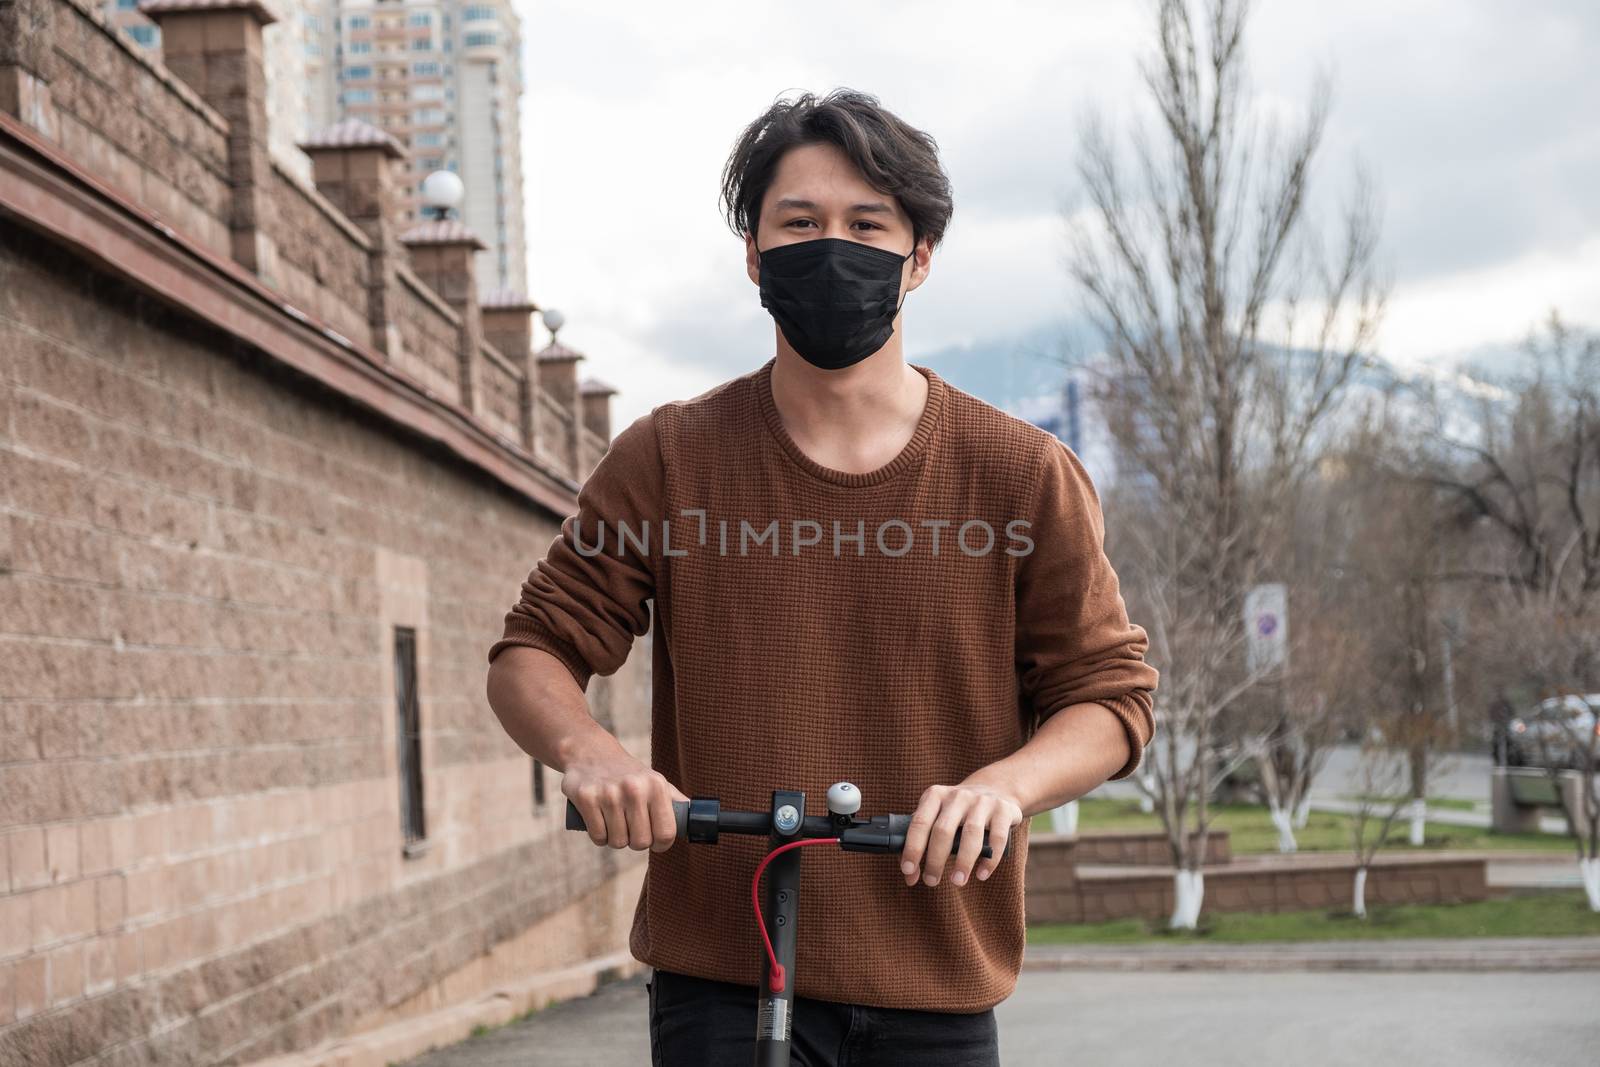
[
  {"left": 1381, "top": 235, "right": 1600, "bottom": 368},
  {"left": 515, "top": 0, "right": 1600, "bottom": 418}
]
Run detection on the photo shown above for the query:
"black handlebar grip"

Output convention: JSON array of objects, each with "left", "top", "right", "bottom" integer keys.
[
  {"left": 565, "top": 798, "right": 690, "bottom": 841},
  {"left": 951, "top": 829, "right": 995, "bottom": 861}
]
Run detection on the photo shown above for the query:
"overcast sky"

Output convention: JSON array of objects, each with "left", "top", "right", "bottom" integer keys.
[{"left": 514, "top": 0, "right": 1599, "bottom": 428}]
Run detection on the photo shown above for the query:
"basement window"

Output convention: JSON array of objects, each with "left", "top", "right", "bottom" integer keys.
[{"left": 394, "top": 627, "right": 428, "bottom": 855}]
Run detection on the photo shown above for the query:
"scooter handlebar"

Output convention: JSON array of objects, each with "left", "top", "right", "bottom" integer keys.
[
  {"left": 565, "top": 798, "right": 690, "bottom": 839},
  {"left": 564, "top": 798, "right": 1000, "bottom": 859}
]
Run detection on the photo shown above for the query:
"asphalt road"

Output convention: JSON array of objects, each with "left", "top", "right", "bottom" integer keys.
[
  {"left": 1306, "top": 745, "right": 1495, "bottom": 803},
  {"left": 1088, "top": 744, "right": 1503, "bottom": 808},
  {"left": 1000, "top": 971, "right": 1597, "bottom": 1066},
  {"left": 403, "top": 968, "right": 1599, "bottom": 1066}
]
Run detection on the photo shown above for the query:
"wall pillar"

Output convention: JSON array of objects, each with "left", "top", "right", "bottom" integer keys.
[
  {"left": 481, "top": 295, "right": 536, "bottom": 364},
  {"left": 579, "top": 378, "right": 617, "bottom": 443},
  {"left": 482, "top": 292, "right": 541, "bottom": 452},
  {"left": 301, "top": 120, "right": 409, "bottom": 361},
  {"left": 0, "top": 0, "right": 59, "bottom": 137},
  {"left": 536, "top": 341, "right": 582, "bottom": 409},
  {"left": 140, "top": 0, "right": 278, "bottom": 281},
  {"left": 403, "top": 220, "right": 488, "bottom": 415},
  {"left": 537, "top": 340, "right": 584, "bottom": 477}
]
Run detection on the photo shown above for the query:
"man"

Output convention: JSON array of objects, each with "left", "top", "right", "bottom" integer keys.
[{"left": 486, "top": 88, "right": 1159, "bottom": 1066}]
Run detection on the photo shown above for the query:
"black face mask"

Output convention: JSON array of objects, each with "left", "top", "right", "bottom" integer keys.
[{"left": 756, "top": 237, "right": 915, "bottom": 371}]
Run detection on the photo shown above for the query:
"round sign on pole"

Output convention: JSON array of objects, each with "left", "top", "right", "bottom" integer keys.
[{"left": 1244, "top": 583, "right": 1288, "bottom": 672}]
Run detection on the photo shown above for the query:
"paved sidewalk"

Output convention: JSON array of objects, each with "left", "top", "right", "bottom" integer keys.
[
  {"left": 1489, "top": 857, "right": 1588, "bottom": 889},
  {"left": 402, "top": 975, "right": 648, "bottom": 1067},
  {"left": 1307, "top": 796, "right": 1570, "bottom": 834},
  {"left": 1022, "top": 935, "right": 1600, "bottom": 972},
  {"left": 400, "top": 966, "right": 1600, "bottom": 1067}
]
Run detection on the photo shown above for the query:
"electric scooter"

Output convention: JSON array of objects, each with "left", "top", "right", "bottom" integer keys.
[{"left": 565, "top": 781, "right": 998, "bottom": 1067}]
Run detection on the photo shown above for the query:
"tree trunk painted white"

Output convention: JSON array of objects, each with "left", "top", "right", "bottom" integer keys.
[
  {"left": 1408, "top": 798, "right": 1426, "bottom": 846},
  {"left": 1581, "top": 857, "right": 1600, "bottom": 912},
  {"left": 1292, "top": 795, "right": 1311, "bottom": 830},
  {"left": 1049, "top": 800, "right": 1080, "bottom": 836},
  {"left": 1169, "top": 869, "right": 1205, "bottom": 930},
  {"left": 1268, "top": 803, "right": 1299, "bottom": 853},
  {"left": 1352, "top": 866, "right": 1369, "bottom": 918}
]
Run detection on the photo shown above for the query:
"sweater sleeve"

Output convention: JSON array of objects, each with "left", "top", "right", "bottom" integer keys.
[
  {"left": 486, "top": 411, "right": 664, "bottom": 689},
  {"left": 1014, "top": 439, "right": 1159, "bottom": 779}
]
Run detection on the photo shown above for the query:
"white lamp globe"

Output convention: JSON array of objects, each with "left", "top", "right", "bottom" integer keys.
[
  {"left": 541, "top": 308, "right": 566, "bottom": 335},
  {"left": 419, "top": 169, "right": 465, "bottom": 215}
]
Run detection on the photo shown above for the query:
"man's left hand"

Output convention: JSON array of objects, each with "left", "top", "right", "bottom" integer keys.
[{"left": 899, "top": 780, "right": 1023, "bottom": 888}]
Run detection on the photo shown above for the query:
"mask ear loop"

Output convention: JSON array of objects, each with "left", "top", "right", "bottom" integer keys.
[{"left": 891, "top": 244, "right": 917, "bottom": 317}]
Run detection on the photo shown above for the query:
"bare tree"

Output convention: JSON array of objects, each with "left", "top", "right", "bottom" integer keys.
[
  {"left": 1346, "top": 727, "right": 1441, "bottom": 917},
  {"left": 1343, "top": 476, "right": 1451, "bottom": 915},
  {"left": 1427, "top": 314, "right": 1600, "bottom": 908},
  {"left": 1068, "top": 0, "right": 1386, "bottom": 617},
  {"left": 1246, "top": 472, "right": 1371, "bottom": 850},
  {"left": 1250, "top": 595, "right": 1367, "bottom": 851},
  {"left": 1068, "top": 0, "right": 1387, "bottom": 924},
  {"left": 1114, "top": 496, "right": 1274, "bottom": 927},
  {"left": 1327, "top": 392, "right": 1467, "bottom": 845},
  {"left": 1439, "top": 313, "right": 1600, "bottom": 617}
]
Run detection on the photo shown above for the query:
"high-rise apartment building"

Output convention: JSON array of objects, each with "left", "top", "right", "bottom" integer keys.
[{"left": 308, "top": 0, "right": 530, "bottom": 294}]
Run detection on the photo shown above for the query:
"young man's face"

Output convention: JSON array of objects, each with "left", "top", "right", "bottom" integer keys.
[{"left": 743, "top": 141, "right": 930, "bottom": 298}]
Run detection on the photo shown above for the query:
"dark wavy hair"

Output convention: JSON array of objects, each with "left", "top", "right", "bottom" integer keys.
[{"left": 719, "top": 88, "right": 954, "bottom": 249}]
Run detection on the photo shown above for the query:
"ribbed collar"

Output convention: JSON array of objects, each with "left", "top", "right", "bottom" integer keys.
[{"left": 754, "top": 358, "right": 947, "bottom": 488}]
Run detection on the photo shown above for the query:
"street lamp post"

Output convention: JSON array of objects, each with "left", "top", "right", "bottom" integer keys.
[
  {"left": 541, "top": 307, "right": 566, "bottom": 347},
  {"left": 419, "top": 169, "right": 465, "bottom": 222}
]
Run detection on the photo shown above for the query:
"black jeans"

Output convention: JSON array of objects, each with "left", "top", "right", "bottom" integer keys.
[{"left": 647, "top": 967, "right": 1000, "bottom": 1066}]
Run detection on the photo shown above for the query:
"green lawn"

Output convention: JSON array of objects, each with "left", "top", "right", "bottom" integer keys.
[
  {"left": 1030, "top": 797, "right": 1575, "bottom": 854},
  {"left": 1027, "top": 892, "right": 1600, "bottom": 944}
]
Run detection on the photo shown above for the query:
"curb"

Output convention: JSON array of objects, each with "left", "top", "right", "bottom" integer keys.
[{"left": 1022, "top": 936, "right": 1600, "bottom": 973}]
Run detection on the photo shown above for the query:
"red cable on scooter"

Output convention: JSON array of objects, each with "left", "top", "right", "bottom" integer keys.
[{"left": 751, "top": 837, "right": 839, "bottom": 993}]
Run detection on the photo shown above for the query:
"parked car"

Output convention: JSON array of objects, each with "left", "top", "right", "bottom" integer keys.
[{"left": 1508, "top": 694, "right": 1600, "bottom": 770}]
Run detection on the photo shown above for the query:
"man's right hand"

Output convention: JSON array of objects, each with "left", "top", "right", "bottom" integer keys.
[{"left": 562, "top": 748, "right": 690, "bottom": 852}]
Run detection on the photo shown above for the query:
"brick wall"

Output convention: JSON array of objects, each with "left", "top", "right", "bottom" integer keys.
[
  {"left": 392, "top": 269, "right": 466, "bottom": 407},
  {"left": 265, "top": 162, "right": 374, "bottom": 352},
  {"left": 475, "top": 344, "right": 524, "bottom": 448},
  {"left": 2, "top": 0, "right": 591, "bottom": 491},
  {"left": 0, "top": 0, "right": 233, "bottom": 259},
  {"left": 0, "top": 216, "right": 650, "bottom": 1062},
  {"left": 1065, "top": 829, "right": 1233, "bottom": 867},
  {"left": 534, "top": 391, "right": 575, "bottom": 475},
  {"left": 1, "top": 0, "right": 627, "bottom": 1060},
  {"left": 1024, "top": 836, "right": 1490, "bottom": 925},
  {"left": 1072, "top": 856, "right": 1488, "bottom": 924}
]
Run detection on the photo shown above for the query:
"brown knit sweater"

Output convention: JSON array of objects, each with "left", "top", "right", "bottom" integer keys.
[{"left": 488, "top": 359, "right": 1158, "bottom": 1012}]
